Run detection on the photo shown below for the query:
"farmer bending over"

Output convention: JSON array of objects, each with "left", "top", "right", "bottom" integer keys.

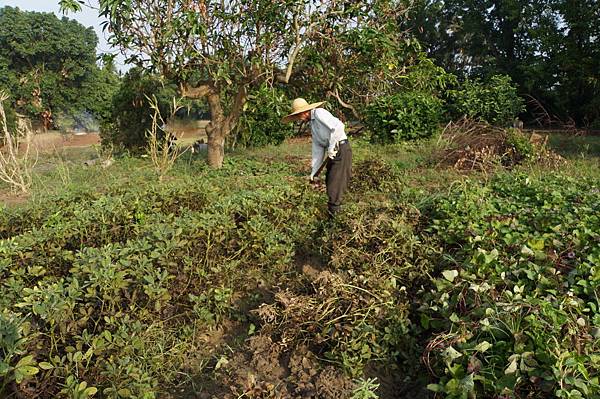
[{"left": 283, "top": 98, "right": 352, "bottom": 216}]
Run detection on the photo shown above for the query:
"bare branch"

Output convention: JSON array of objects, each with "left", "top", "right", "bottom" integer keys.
[
  {"left": 180, "top": 83, "right": 213, "bottom": 99},
  {"left": 327, "top": 88, "right": 360, "bottom": 120}
]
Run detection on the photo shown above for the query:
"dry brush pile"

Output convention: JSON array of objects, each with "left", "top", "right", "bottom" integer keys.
[{"left": 434, "top": 118, "right": 565, "bottom": 171}]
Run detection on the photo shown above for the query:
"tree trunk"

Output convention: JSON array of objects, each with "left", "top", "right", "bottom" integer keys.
[
  {"left": 206, "top": 92, "right": 226, "bottom": 168},
  {"left": 206, "top": 126, "right": 225, "bottom": 168},
  {"left": 182, "top": 83, "right": 246, "bottom": 169}
]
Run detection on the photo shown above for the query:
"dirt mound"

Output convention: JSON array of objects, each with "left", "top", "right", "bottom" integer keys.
[
  {"left": 210, "top": 335, "right": 354, "bottom": 399},
  {"left": 434, "top": 118, "right": 565, "bottom": 171}
]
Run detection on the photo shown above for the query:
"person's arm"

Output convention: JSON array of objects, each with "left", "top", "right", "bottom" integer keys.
[
  {"left": 311, "top": 139, "right": 326, "bottom": 180},
  {"left": 327, "top": 127, "right": 346, "bottom": 158}
]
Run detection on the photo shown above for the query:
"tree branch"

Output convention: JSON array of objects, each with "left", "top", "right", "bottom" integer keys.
[
  {"left": 327, "top": 88, "right": 360, "bottom": 119},
  {"left": 224, "top": 85, "right": 247, "bottom": 133},
  {"left": 180, "top": 82, "right": 213, "bottom": 99}
]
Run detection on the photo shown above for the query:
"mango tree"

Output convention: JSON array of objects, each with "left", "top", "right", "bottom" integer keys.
[{"left": 61, "top": 0, "right": 358, "bottom": 167}]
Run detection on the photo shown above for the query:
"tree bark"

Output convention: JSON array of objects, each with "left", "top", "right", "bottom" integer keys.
[
  {"left": 206, "top": 127, "right": 225, "bottom": 168},
  {"left": 205, "top": 91, "right": 225, "bottom": 168},
  {"left": 182, "top": 83, "right": 247, "bottom": 169}
]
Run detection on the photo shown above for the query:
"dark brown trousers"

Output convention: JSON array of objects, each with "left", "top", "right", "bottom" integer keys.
[{"left": 325, "top": 141, "right": 352, "bottom": 215}]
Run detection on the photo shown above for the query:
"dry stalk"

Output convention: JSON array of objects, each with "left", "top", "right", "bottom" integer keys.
[
  {"left": 146, "top": 95, "right": 187, "bottom": 181},
  {"left": 422, "top": 332, "right": 462, "bottom": 378},
  {"left": 0, "top": 90, "right": 37, "bottom": 193}
]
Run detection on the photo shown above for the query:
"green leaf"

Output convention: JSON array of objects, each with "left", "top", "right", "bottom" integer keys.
[
  {"left": 426, "top": 383, "right": 444, "bottom": 392},
  {"left": 0, "top": 361, "right": 9, "bottom": 376},
  {"left": 521, "top": 245, "right": 534, "bottom": 256},
  {"left": 528, "top": 239, "right": 544, "bottom": 250},
  {"left": 215, "top": 356, "right": 229, "bottom": 370},
  {"left": 38, "top": 362, "right": 54, "bottom": 370},
  {"left": 16, "top": 355, "right": 35, "bottom": 368},
  {"left": 474, "top": 341, "right": 492, "bottom": 353},
  {"left": 460, "top": 373, "right": 475, "bottom": 391},
  {"left": 442, "top": 270, "right": 459, "bottom": 282},
  {"left": 14, "top": 365, "right": 39, "bottom": 383},
  {"left": 443, "top": 346, "right": 463, "bottom": 361}
]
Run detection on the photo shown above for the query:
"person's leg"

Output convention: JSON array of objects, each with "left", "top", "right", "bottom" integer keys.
[{"left": 326, "top": 142, "right": 352, "bottom": 216}]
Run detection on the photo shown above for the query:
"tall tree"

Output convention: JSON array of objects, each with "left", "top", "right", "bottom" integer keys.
[
  {"left": 551, "top": 0, "right": 600, "bottom": 124},
  {"left": 60, "top": 0, "right": 382, "bottom": 167},
  {"left": 60, "top": 0, "right": 328, "bottom": 167},
  {"left": 0, "top": 6, "right": 119, "bottom": 130},
  {"left": 405, "top": 0, "right": 600, "bottom": 126}
]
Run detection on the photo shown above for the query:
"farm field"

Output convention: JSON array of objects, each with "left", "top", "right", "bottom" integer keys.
[{"left": 1, "top": 132, "right": 598, "bottom": 398}]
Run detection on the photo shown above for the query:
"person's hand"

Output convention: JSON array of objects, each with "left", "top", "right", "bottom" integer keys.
[
  {"left": 308, "top": 176, "right": 321, "bottom": 186},
  {"left": 327, "top": 149, "right": 338, "bottom": 159}
]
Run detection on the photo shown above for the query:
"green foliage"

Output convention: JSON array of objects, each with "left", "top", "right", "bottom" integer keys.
[
  {"left": 506, "top": 128, "right": 536, "bottom": 161},
  {"left": 352, "top": 377, "right": 380, "bottom": 399},
  {"left": 422, "top": 174, "right": 600, "bottom": 398},
  {"left": 446, "top": 75, "right": 525, "bottom": 126},
  {"left": 360, "top": 54, "right": 455, "bottom": 144},
  {"left": 101, "top": 69, "right": 178, "bottom": 151},
  {"left": 364, "top": 91, "right": 443, "bottom": 143},
  {"left": 0, "top": 6, "right": 119, "bottom": 129},
  {"left": 293, "top": 6, "right": 449, "bottom": 122},
  {"left": 94, "top": 0, "right": 368, "bottom": 167},
  {"left": 406, "top": 0, "right": 600, "bottom": 126},
  {"left": 58, "top": 0, "right": 84, "bottom": 13},
  {"left": 231, "top": 84, "right": 294, "bottom": 148},
  {"left": 1, "top": 143, "right": 598, "bottom": 397},
  {"left": 0, "top": 164, "right": 324, "bottom": 397}
]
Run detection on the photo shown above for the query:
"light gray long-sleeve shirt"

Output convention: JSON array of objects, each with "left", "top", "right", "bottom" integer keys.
[{"left": 310, "top": 108, "right": 347, "bottom": 178}]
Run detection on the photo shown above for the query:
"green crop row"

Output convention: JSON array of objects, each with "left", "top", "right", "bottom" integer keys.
[{"left": 422, "top": 173, "right": 600, "bottom": 398}]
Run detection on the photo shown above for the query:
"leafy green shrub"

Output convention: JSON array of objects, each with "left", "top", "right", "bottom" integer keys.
[
  {"left": 364, "top": 91, "right": 443, "bottom": 143},
  {"left": 230, "top": 84, "right": 295, "bottom": 148},
  {"left": 100, "top": 68, "right": 178, "bottom": 151},
  {"left": 0, "top": 164, "right": 324, "bottom": 397},
  {"left": 446, "top": 74, "right": 525, "bottom": 126}
]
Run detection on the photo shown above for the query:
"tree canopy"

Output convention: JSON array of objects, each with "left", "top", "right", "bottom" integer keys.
[
  {"left": 406, "top": 0, "right": 600, "bottom": 126},
  {"left": 0, "top": 6, "right": 119, "bottom": 130}
]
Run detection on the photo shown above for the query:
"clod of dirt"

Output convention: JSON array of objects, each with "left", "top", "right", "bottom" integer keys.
[
  {"left": 248, "top": 335, "right": 287, "bottom": 381},
  {"left": 288, "top": 346, "right": 355, "bottom": 399},
  {"left": 315, "top": 366, "right": 356, "bottom": 399},
  {"left": 208, "top": 334, "right": 355, "bottom": 399}
]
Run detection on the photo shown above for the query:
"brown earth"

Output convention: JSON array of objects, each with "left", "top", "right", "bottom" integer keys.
[
  {"left": 22, "top": 132, "right": 100, "bottom": 152},
  {"left": 203, "top": 335, "right": 355, "bottom": 399},
  {"left": 21, "top": 119, "right": 210, "bottom": 153},
  {"left": 0, "top": 190, "right": 29, "bottom": 206}
]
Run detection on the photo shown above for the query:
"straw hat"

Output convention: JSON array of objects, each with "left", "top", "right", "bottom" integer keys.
[{"left": 282, "top": 98, "right": 325, "bottom": 123}]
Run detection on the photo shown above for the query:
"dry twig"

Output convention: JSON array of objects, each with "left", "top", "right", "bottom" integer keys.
[{"left": 0, "top": 91, "right": 37, "bottom": 193}]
